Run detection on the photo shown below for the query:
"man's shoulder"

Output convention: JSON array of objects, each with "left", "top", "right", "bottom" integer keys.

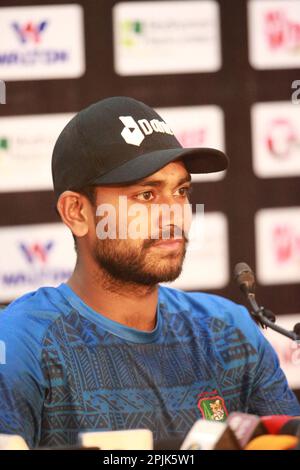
[
  {"left": 159, "top": 285, "right": 258, "bottom": 332},
  {"left": 159, "top": 284, "right": 244, "bottom": 314},
  {"left": 159, "top": 285, "right": 268, "bottom": 353},
  {"left": 0, "top": 285, "right": 68, "bottom": 342}
]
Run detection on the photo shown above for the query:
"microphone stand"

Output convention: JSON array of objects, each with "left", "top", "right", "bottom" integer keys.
[{"left": 244, "top": 292, "right": 300, "bottom": 342}]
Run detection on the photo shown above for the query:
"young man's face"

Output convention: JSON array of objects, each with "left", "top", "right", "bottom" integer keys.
[{"left": 86, "top": 160, "right": 193, "bottom": 286}]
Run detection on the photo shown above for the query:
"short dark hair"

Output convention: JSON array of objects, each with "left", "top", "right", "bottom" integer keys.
[{"left": 76, "top": 185, "right": 97, "bottom": 206}]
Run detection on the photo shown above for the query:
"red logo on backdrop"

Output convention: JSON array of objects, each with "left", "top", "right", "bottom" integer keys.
[
  {"left": 272, "top": 226, "right": 300, "bottom": 264},
  {"left": 176, "top": 128, "right": 207, "bottom": 147},
  {"left": 12, "top": 21, "right": 48, "bottom": 44},
  {"left": 264, "top": 10, "right": 300, "bottom": 51},
  {"left": 266, "top": 119, "right": 298, "bottom": 159}
]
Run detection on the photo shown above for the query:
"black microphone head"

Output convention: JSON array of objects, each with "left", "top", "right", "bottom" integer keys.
[
  {"left": 279, "top": 419, "right": 300, "bottom": 437},
  {"left": 234, "top": 262, "right": 255, "bottom": 295},
  {"left": 293, "top": 323, "right": 300, "bottom": 337}
]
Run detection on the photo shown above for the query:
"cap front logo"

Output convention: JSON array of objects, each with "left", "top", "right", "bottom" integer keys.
[
  {"left": 119, "top": 115, "right": 145, "bottom": 147},
  {"left": 119, "top": 115, "right": 174, "bottom": 147}
]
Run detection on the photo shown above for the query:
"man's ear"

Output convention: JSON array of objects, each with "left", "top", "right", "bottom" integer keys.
[{"left": 56, "top": 190, "right": 90, "bottom": 238}]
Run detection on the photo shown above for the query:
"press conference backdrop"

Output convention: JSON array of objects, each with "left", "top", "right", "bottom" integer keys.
[{"left": 0, "top": 0, "right": 299, "bottom": 396}]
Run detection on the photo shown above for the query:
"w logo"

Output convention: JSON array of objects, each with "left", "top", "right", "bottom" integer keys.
[
  {"left": 11, "top": 20, "right": 48, "bottom": 44},
  {"left": 19, "top": 241, "right": 54, "bottom": 264}
]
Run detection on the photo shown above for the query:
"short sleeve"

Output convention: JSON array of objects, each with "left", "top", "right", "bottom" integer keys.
[
  {"left": 245, "top": 311, "right": 300, "bottom": 416},
  {"left": 0, "top": 308, "right": 47, "bottom": 448}
]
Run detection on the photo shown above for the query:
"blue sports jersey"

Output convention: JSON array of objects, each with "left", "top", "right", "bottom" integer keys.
[{"left": 0, "top": 283, "right": 299, "bottom": 448}]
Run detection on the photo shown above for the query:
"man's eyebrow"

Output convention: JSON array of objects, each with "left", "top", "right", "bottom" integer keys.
[{"left": 132, "top": 173, "right": 192, "bottom": 188}]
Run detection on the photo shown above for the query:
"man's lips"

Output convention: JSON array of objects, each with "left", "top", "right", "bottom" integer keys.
[{"left": 151, "top": 238, "right": 185, "bottom": 250}]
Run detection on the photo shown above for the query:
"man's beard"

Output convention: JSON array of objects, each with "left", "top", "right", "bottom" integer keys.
[{"left": 92, "top": 233, "right": 188, "bottom": 287}]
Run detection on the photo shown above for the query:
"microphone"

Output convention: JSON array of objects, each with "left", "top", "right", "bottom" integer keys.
[
  {"left": 154, "top": 438, "right": 183, "bottom": 450},
  {"left": 234, "top": 262, "right": 300, "bottom": 341},
  {"left": 37, "top": 445, "right": 100, "bottom": 450},
  {"left": 227, "top": 414, "right": 300, "bottom": 449},
  {"left": 180, "top": 419, "right": 241, "bottom": 450},
  {"left": 0, "top": 434, "right": 29, "bottom": 450},
  {"left": 234, "top": 262, "right": 275, "bottom": 324},
  {"left": 228, "top": 413, "right": 300, "bottom": 448},
  {"left": 226, "top": 412, "right": 267, "bottom": 448},
  {"left": 180, "top": 413, "right": 292, "bottom": 451},
  {"left": 260, "top": 415, "right": 293, "bottom": 435},
  {"left": 234, "top": 262, "right": 255, "bottom": 296},
  {"left": 245, "top": 435, "right": 299, "bottom": 451},
  {"left": 279, "top": 419, "right": 300, "bottom": 437},
  {"left": 78, "top": 429, "right": 153, "bottom": 450}
]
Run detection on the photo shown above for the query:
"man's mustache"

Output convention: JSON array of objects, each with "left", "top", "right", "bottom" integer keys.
[{"left": 143, "top": 226, "right": 189, "bottom": 248}]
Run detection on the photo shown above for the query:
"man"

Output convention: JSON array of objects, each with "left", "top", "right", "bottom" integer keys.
[{"left": 0, "top": 97, "right": 299, "bottom": 449}]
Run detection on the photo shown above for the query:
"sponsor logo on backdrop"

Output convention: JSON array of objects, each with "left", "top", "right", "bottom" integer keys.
[
  {"left": 264, "top": 9, "right": 300, "bottom": 52},
  {"left": 0, "top": 224, "right": 76, "bottom": 303},
  {"left": 264, "top": 314, "right": 300, "bottom": 389},
  {"left": 251, "top": 102, "right": 300, "bottom": 178},
  {"left": 164, "top": 212, "right": 229, "bottom": 290},
  {"left": 157, "top": 105, "right": 226, "bottom": 182},
  {"left": 113, "top": 1, "right": 221, "bottom": 75},
  {"left": 248, "top": 0, "right": 300, "bottom": 69},
  {"left": 266, "top": 119, "right": 298, "bottom": 158},
  {"left": 0, "top": 137, "right": 8, "bottom": 150},
  {"left": 19, "top": 241, "right": 54, "bottom": 264},
  {"left": 273, "top": 224, "right": 300, "bottom": 264},
  {"left": 12, "top": 20, "right": 48, "bottom": 44},
  {"left": 0, "top": 4, "right": 85, "bottom": 80},
  {"left": 0, "top": 113, "right": 73, "bottom": 192},
  {"left": 120, "top": 20, "right": 144, "bottom": 48},
  {"left": 255, "top": 207, "right": 300, "bottom": 285}
]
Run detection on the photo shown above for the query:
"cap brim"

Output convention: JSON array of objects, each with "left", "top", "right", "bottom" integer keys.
[{"left": 91, "top": 147, "right": 229, "bottom": 185}]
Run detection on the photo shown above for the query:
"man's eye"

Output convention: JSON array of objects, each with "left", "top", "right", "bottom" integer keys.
[
  {"left": 136, "top": 191, "right": 154, "bottom": 201},
  {"left": 175, "top": 186, "right": 192, "bottom": 197}
]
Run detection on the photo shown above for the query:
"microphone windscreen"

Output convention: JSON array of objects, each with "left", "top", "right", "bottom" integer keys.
[
  {"left": 260, "top": 415, "right": 292, "bottom": 435},
  {"left": 234, "top": 262, "right": 253, "bottom": 280},
  {"left": 279, "top": 419, "right": 300, "bottom": 437},
  {"left": 180, "top": 420, "right": 241, "bottom": 450},
  {"left": 154, "top": 438, "right": 182, "bottom": 450},
  {"left": 233, "top": 262, "right": 255, "bottom": 294},
  {"left": 227, "top": 412, "right": 267, "bottom": 448},
  {"left": 0, "top": 434, "right": 29, "bottom": 450},
  {"left": 245, "top": 435, "right": 299, "bottom": 450}
]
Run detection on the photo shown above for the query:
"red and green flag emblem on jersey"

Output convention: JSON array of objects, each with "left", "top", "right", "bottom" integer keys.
[{"left": 198, "top": 390, "right": 228, "bottom": 422}]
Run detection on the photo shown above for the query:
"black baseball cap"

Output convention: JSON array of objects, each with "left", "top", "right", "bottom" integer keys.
[{"left": 52, "top": 96, "right": 228, "bottom": 197}]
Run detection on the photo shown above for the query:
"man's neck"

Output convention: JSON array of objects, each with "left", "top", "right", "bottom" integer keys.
[{"left": 67, "top": 262, "right": 159, "bottom": 332}]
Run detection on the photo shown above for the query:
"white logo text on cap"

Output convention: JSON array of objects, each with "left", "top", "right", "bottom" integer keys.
[{"left": 119, "top": 115, "right": 174, "bottom": 147}]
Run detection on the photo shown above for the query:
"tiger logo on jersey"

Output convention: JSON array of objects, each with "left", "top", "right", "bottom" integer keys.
[{"left": 198, "top": 390, "right": 228, "bottom": 422}]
